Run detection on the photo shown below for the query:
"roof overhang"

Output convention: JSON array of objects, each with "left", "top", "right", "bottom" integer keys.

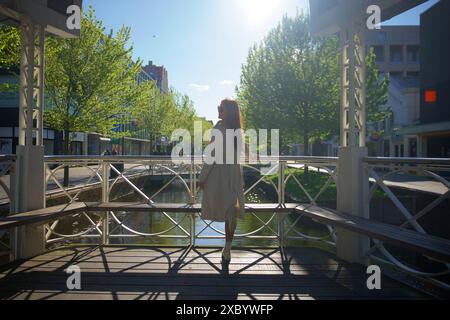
[
  {"left": 310, "top": 0, "right": 427, "bottom": 37},
  {"left": 0, "top": 0, "right": 82, "bottom": 38}
]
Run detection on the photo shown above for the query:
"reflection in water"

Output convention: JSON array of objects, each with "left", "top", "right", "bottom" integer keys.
[
  {"left": 52, "top": 176, "right": 333, "bottom": 251},
  {"left": 108, "top": 177, "right": 332, "bottom": 250},
  {"left": 109, "top": 179, "right": 281, "bottom": 247}
]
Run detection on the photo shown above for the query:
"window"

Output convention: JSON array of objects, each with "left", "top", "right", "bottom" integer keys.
[
  {"left": 372, "top": 45, "right": 384, "bottom": 62},
  {"left": 318, "top": 0, "right": 338, "bottom": 13},
  {"left": 0, "top": 139, "right": 12, "bottom": 154},
  {"left": 389, "top": 71, "right": 402, "bottom": 79},
  {"left": 390, "top": 45, "right": 403, "bottom": 63},
  {"left": 407, "top": 71, "right": 419, "bottom": 78},
  {"left": 407, "top": 45, "right": 419, "bottom": 63},
  {"left": 383, "top": 140, "right": 390, "bottom": 157},
  {"left": 71, "top": 141, "right": 83, "bottom": 155},
  {"left": 409, "top": 138, "right": 417, "bottom": 157},
  {"left": 0, "top": 127, "right": 12, "bottom": 138}
]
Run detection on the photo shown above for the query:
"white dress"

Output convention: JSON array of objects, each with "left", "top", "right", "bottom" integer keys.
[{"left": 198, "top": 121, "right": 245, "bottom": 223}]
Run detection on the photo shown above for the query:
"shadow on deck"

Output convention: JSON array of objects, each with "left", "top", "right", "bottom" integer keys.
[{"left": 0, "top": 246, "right": 427, "bottom": 300}]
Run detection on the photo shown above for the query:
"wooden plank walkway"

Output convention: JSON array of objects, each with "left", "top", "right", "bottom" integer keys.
[{"left": 0, "top": 246, "right": 427, "bottom": 300}]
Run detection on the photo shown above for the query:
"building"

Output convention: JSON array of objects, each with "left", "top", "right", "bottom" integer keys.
[
  {"left": 369, "top": 77, "right": 420, "bottom": 157},
  {"left": 365, "top": 26, "right": 421, "bottom": 157},
  {"left": 365, "top": 26, "right": 420, "bottom": 80},
  {"left": 110, "top": 68, "right": 155, "bottom": 156},
  {"left": 142, "top": 61, "right": 169, "bottom": 93},
  {"left": 0, "top": 68, "right": 61, "bottom": 155},
  {"left": 387, "top": 0, "right": 450, "bottom": 158}
]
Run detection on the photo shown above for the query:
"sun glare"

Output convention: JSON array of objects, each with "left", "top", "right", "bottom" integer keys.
[{"left": 240, "top": 0, "right": 281, "bottom": 26}]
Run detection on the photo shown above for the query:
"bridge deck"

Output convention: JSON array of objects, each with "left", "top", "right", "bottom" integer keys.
[{"left": 0, "top": 246, "right": 427, "bottom": 300}]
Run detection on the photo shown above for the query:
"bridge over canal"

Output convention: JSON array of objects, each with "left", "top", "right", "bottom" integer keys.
[{"left": 0, "top": 0, "right": 449, "bottom": 300}]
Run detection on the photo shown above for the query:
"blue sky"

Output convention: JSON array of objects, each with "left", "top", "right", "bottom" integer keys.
[{"left": 84, "top": 0, "right": 439, "bottom": 122}]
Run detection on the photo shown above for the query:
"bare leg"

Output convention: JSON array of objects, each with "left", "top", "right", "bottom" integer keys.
[
  {"left": 222, "top": 205, "right": 238, "bottom": 261},
  {"left": 225, "top": 217, "right": 237, "bottom": 242}
]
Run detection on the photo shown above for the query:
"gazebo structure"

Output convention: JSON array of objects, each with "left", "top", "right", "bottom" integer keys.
[{"left": 0, "top": 0, "right": 82, "bottom": 258}]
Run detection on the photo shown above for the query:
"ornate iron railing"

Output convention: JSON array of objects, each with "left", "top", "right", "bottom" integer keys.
[
  {"left": 364, "top": 157, "right": 450, "bottom": 291},
  {"left": 43, "top": 156, "right": 338, "bottom": 248},
  {"left": 0, "top": 155, "right": 16, "bottom": 260},
  {"left": 2, "top": 154, "right": 449, "bottom": 291}
]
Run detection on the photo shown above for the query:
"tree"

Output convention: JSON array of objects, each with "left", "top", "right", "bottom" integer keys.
[
  {"left": 45, "top": 9, "right": 148, "bottom": 148},
  {"left": 0, "top": 25, "right": 20, "bottom": 92},
  {"left": 366, "top": 48, "right": 391, "bottom": 123},
  {"left": 132, "top": 85, "right": 199, "bottom": 152},
  {"left": 0, "top": 11, "right": 200, "bottom": 160},
  {"left": 237, "top": 13, "right": 339, "bottom": 156},
  {"left": 237, "top": 13, "right": 389, "bottom": 156},
  {"left": 44, "top": 8, "right": 150, "bottom": 184}
]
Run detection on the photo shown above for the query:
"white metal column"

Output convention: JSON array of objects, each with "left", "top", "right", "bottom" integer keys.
[
  {"left": 336, "top": 22, "right": 370, "bottom": 264},
  {"left": 340, "top": 24, "right": 366, "bottom": 148},
  {"left": 18, "top": 22, "right": 45, "bottom": 148},
  {"left": 12, "top": 22, "right": 47, "bottom": 260}
]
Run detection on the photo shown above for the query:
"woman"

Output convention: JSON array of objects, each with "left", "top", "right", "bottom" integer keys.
[{"left": 198, "top": 99, "right": 245, "bottom": 262}]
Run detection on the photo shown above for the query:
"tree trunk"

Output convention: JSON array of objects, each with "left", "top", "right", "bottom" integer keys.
[{"left": 63, "top": 129, "right": 70, "bottom": 187}]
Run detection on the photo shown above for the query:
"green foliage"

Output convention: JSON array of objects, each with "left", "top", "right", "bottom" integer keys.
[
  {"left": 237, "top": 13, "right": 339, "bottom": 154},
  {"left": 237, "top": 13, "right": 389, "bottom": 153},
  {"left": 132, "top": 84, "right": 198, "bottom": 141},
  {"left": 0, "top": 25, "right": 20, "bottom": 92},
  {"left": 44, "top": 8, "right": 148, "bottom": 148},
  {"left": 0, "top": 8, "right": 199, "bottom": 154},
  {"left": 366, "top": 48, "right": 391, "bottom": 123}
]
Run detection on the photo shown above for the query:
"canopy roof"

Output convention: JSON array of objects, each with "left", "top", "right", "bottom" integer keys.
[
  {"left": 310, "top": 0, "right": 427, "bottom": 36},
  {"left": 0, "top": 0, "right": 82, "bottom": 38}
]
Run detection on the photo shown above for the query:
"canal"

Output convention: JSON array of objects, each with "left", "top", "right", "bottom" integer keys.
[{"left": 50, "top": 174, "right": 334, "bottom": 251}]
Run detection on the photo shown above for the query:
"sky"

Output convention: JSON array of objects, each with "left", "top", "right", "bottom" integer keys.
[{"left": 84, "top": 0, "right": 439, "bottom": 123}]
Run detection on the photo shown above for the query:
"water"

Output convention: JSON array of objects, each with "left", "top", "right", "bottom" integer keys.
[
  {"left": 51, "top": 175, "right": 334, "bottom": 250},
  {"left": 109, "top": 178, "right": 284, "bottom": 247}
]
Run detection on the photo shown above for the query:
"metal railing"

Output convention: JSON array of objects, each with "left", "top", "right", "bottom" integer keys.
[
  {"left": 3, "top": 153, "right": 449, "bottom": 291},
  {"left": 42, "top": 156, "right": 339, "bottom": 248},
  {"left": 0, "top": 155, "right": 16, "bottom": 260},
  {"left": 364, "top": 157, "right": 450, "bottom": 291}
]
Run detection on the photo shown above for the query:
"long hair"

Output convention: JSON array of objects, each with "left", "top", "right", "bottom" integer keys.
[
  {"left": 220, "top": 99, "right": 244, "bottom": 161},
  {"left": 220, "top": 99, "right": 244, "bottom": 130}
]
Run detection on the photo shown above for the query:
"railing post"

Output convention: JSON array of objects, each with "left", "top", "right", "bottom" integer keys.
[
  {"left": 11, "top": 23, "right": 47, "bottom": 260},
  {"left": 336, "top": 148, "right": 370, "bottom": 264},
  {"left": 190, "top": 213, "right": 196, "bottom": 247},
  {"left": 189, "top": 158, "right": 197, "bottom": 246},
  {"left": 278, "top": 161, "right": 286, "bottom": 246},
  {"left": 278, "top": 161, "right": 285, "bottom": 206},
  {"left": 335, "top": 25, "right": 370, "bottom": 265},
  {"left": 9, "top": 159, "right": 18, "bottom": 262},
  {"left": 102, "top": 161, "right": 110, "bottom": 245},
  {"left": 189, "top": 158, "right": 196, "bottom": 205}
]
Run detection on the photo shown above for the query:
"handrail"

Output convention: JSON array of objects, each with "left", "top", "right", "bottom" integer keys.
[
  {"left": 364, "top": 157, "right": 450, "bottom": 166},
  {"left": 0, "top": 155, "right": 16, "bottom": 161},
  {"left": 3, "top": 154, "right": 448, "bottom": 165},
  {"left": 43, "top": 155, "right": 339, "bottom": 164}
]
